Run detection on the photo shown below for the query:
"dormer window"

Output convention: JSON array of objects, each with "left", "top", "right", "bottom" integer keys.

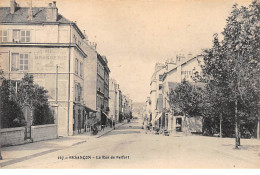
[
  {"left": 20, "top": 30, "right": 30, "bottom": 42},
  {"left": 12, "top": 30, "right": 31, "bottom": 43},
  {"left": 13, "top": 30, "right": 20, "bottom": 43}
]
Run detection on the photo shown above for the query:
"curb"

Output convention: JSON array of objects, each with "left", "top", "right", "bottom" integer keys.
[
  {"left": 71, "top": 140, "right": 87, "bottom": 146},
  {"left": 96, "top": 122, "right": 126, "bottom": 138}
]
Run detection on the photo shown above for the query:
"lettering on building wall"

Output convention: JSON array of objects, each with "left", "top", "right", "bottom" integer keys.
[{"left": 34, "top": 48, "right": 68, "bottom": 72}]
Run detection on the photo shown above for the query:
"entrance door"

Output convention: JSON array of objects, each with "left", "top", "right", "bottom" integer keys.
[
  {"left": 159, "top": 117, "right": 161, "bottom": 129},
  {"left": 73, "top": 108, "right": 76, "bottom": 132},
  {"left": 78, "top": 109, "right": 81, "bottom": 133},
  {"left": 176, "top": 118, "right": 182, "bottom": 132}
]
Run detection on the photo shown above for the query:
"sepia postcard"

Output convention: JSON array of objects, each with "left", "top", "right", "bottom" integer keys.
[{"left": 0, "top": 0, "right": 259, "bottom": 170}]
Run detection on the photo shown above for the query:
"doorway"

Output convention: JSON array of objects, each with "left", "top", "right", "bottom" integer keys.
[{"left": 176, "top": 118, "right": 182, "bottom": 132}]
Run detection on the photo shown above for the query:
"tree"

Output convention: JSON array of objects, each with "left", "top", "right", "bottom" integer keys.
[
  {"left": 222, "top": 1, "right": 259, "bottom": 147},
  {"left": 0, "top": 79, "right": 25, "bottom": 128},
  {"left": 202, "top": 0, "right": 260, "bottom": 148},
  {"left": 14, "top": 74, "right": 55, "bottom": 125},
  {"left": 201, "top": 34, "right": 233, "bottom": 137},
  {"left": 168, "top": 81, "right": 205, "bottom": 130}
]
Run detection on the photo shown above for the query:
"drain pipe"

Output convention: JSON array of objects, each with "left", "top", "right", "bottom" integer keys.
[{"left": 67, "top": 23, "right": 72, "bottom": 136}]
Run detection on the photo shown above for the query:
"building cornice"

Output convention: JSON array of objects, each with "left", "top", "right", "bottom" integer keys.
[
  {"left": 0, "top": 22, "right": 86, "bottom": 39},
  {"left": 0, "top": 43, "right": 87, "bottom": 58}
]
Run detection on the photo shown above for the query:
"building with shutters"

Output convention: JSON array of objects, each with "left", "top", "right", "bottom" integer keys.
[{"left": 0, "top": 0, "right": 109, "bottom": 136}]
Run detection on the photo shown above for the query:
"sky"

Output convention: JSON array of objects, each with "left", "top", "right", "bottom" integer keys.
[{"left": 1, "top": 0, "right": 252, "bottom": 103}]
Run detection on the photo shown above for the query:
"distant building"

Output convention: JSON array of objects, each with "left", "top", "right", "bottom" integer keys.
[
  {"left": 118, "top": 88, "right": 123, "bottom": 122},
  {"left": 161, "top": 55, "right": 204, "bottom": 133},
  {"left": 109, "top": 78, "right": 117, "bottom": 122},
  {"left": 149, "top": 63, "right": 166, "bottom": 127},
  {"left": 145, "top": 54, "right": 204, "bottom": 134}
]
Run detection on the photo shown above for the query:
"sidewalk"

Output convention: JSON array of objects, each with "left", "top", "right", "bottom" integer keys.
[
  {"left": 140, "top": 127, "right": 260, "bottom": 166},
  {"left": 0, "top": 122, "right": 125, "bottom": 168}
]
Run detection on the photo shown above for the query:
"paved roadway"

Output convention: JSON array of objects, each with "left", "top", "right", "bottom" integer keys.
[{"left": 2, "top": 119, "right": 260, "bottom": 168}]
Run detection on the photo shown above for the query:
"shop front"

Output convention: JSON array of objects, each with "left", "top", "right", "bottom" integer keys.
[
  {"left": 73, "top": 103, "right": 97, "bottom": 135},
  {"left": 84, "top": 106, "right": 97, "bottom": 133},
  {"left": 73, "top": 103, "right": 84, "bottom": 135}
]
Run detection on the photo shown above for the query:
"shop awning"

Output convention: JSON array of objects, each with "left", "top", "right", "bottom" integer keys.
[
  {"left": 102, "top": 111, "right": 109, "bottom": 118},
  {"left": 84, "top": 105, "right": 97, "bottom": 113},
  {"left": 156, "top": 112, "right": 163, "bottom": 120},
  {"left": 151, "top": 118, "right": 156, "bottom": 125}
]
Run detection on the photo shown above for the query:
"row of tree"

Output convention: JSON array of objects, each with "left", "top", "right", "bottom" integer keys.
[
  {"left": 169, "top": 0, "right": 260, "bottom": 148},
  {"left": 0, "top": 73, "right": 54, "bottom": 128}
]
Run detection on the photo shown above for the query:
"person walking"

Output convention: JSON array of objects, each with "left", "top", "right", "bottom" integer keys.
[{"left": 113, "top": 120, "right": 115, "bottom": 130}]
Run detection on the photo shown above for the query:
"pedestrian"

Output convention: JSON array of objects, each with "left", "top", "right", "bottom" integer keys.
[
  {"left": 101, "top": 124, "right": 105, "bottom": 131},
  {"left": 113, "top": 120, "right": 115, "bottom": 129}
]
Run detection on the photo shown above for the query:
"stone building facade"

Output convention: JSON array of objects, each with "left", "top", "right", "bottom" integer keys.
[
  {"left": 0, "top": 0, "right": 110, "bottom": 136},
  {"left": 145, "top": 54, "right": 204, "bottom": 134}
]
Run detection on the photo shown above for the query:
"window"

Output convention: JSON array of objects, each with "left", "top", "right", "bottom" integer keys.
[
  {"left": 11, "top": 53, "right": 19, "bottom": 71},
  {"left": 74, "top": 83, "right": 77, "bottom": 101},
  {"left": 20, "top": 30, "right": 30, "bottom": 42},
  {"left": 75, "top": 83, "right": 82, "bottom": 102},
  {"left": 159, "top": 74, "right": 163, "bottom": 81},
  {"left": 12, "top": 30, "right": 30, "bottom": 43},
  {"left": 0, "top": 30, "right": 8, "bottom": 42},
  {"left": 13, "top": 30, "right": 20, "bottom": 42},
  {"left": 19, "top": 53, "right": 29, "bottom": 71},
  {"left": 73, "top": 35, "right": 77, "bottom": 43},
  {"left": 159, "top": 84, "right": 163, "bottom": 90},
  {"left": 80, "top": 62, "right": 83, "bottom": 77},
  {"left": 75, "top": 58, "right": 78, "bottom": 74},
  {"left": 11, "top": 53, "right": 29, "bottom": 71},
  {"left": 78, "top": 84, "right": 81, "bottom": 101}
]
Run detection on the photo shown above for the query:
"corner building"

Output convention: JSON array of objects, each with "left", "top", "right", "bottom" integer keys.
[{"left": 0, "top": 0, "right": 105, "bottom": 136}]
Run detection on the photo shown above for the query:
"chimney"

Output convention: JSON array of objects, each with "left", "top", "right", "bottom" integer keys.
[
  {"left": 28, "top": 0, "right": 33, "bottom": 21},
  {"left": 83, "top": 30, "right": 89, "bottom": 42},
  {"left": 10, "top": 0, "right": 17, "bottom": 14},
  {"left": 52, "top": 1, "right": 56, "bottom": 7},
  {"left": 187, "top": 52, "right": 193, "bottom": 60},
  {"left": 89, "top": 42, "right": 97, "bottom": 50},
  {"left": 155, "top": 63, "right": 164, "bottom": 72},
  {"left": 46, "top": 1, "right": 58, "bottom": 22}
]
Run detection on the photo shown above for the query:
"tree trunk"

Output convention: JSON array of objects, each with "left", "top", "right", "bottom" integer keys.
[
  {"left": 220, "top": 114, "right": 222, "bottom": 138},
  {"left": 257, "top": 116, "right": 260, "bottom": 139},
  {"left": 235, "top": 99, "right": 239, "bottom": 149},
  {"left": 0, "top": 145, "right": 2, "bottom": 160},
  {"left": 238, "top": 119, "right": 241, "bottom": 146},
  {"left": 202, "top": 117, "right": 205, "bottom": 135}
]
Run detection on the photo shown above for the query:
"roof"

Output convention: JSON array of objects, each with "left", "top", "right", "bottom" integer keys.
[
  {"left": 166, "top": 55, "right": 203, "bottom": 75},
  {"left": 0, "top": 7, "right": 71, "bottom": 24},
  {"left": 150, "top": 65, "right": 165, "bottom": 84},
  {"left": 0, "top": 7, "right": 85, "bottom": 39},
  {"left": 180, "top": 55, "right": 203, "bottom": 66}
]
